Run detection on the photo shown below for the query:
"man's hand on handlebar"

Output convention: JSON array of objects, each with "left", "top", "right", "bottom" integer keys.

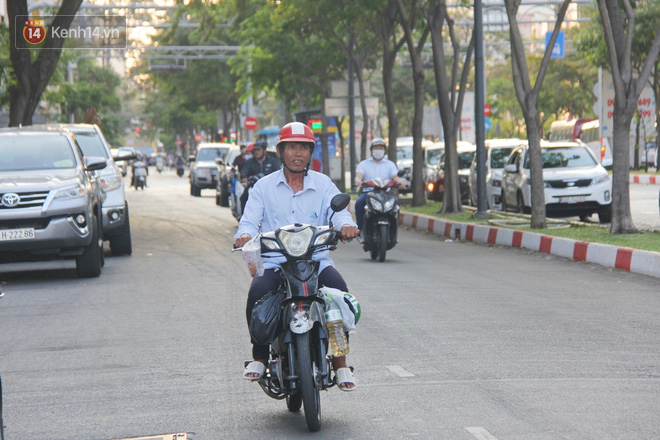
[
  {"left": 340, "top": 225, "right": 359, "bottom": 242},
  {"left": 234, "top": 233, "right": 252, "bottom": 249}
]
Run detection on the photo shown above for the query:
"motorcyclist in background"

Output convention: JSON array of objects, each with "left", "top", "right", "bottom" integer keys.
[
  {"left": 239, "top": 141, "right": 280, "bottom": 214},
  {"left": 354, "top": 138, "right": 403, "bottom": 240}
]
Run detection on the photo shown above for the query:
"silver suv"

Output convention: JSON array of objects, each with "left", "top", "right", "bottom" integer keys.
[
  {"left": 59, "top": 124, "right": 133, "bottom": 256},
  {"left": 189, "top": 142, "right": 232, "bottom": 196},
  {"left": 0, "top": 128, "right": 107, "bottom": 277}
]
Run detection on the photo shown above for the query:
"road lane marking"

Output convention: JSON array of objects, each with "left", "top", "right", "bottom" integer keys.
[
  {"left": 465, "top": 427, "right": 499, "bottom": 440},
  {"left": 112, "top": 434, "right": 188, "bottom": 440},
  {"left": 386, "top": 365, "right": 415, "bottom": 377}
]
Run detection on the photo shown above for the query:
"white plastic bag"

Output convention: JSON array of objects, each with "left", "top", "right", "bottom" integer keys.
[
  {"left": 319, "top": 286, "right": 356, "bottom": 332},
  {"left": 241, "top": 234, "right": 264, "bottom": 277}
]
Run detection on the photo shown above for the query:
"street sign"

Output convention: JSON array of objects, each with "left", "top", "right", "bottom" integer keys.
[
  {"left": 244, "top": 117, "right": 257, "bottom": 130},
  {"left": 484, "top": 117, "right": 492, "bottom": 131},
  {"left": 194, "top": 133, "right": 203, "bottom": 142},
  {"left": 546, "top": 30, "right": 565, "bottom": 59},
  {"left": 484, "top": 104, "right": 491, "bottom": 117}
]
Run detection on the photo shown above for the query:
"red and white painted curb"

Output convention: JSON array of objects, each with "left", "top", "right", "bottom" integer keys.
[
  {"left": 630, "top": 174, "right": 659, "bottom": 185},
  {"left": 398, "top": 212, "right": 660, "bottom": 279}
]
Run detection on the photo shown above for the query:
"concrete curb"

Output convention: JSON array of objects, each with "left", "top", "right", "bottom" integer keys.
[
  {"left": 630, "top": 174, "right": 659, "bottom": 185},
  {"left": 398, "top": 211, "right": 660, "bottom": 280}
]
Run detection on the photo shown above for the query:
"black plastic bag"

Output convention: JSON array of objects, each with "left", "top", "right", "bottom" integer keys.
[{"left": 249, "top": 291, "right": 283, "bottom": 345}]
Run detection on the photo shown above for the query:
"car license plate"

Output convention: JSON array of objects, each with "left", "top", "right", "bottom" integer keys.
[
  {"left": 558, "top": 196, "right": 586, "bottom": 204},
  {"left": 0, "top": 228, "right": 36, "bottom": 241}
]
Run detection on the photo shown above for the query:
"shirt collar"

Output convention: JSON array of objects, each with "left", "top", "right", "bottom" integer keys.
[{"left": 274, "top": 169, "right": 318, "bottom": 193}]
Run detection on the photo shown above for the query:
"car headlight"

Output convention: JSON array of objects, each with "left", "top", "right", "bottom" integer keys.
[
  {"left": 99, "top": 174, "right": 122, "bottom": 192},
  {"left": 53, "top": 183, "right": 86, "bottom": 199},
  {"left": 593, "top": 174, "right": 610, "bottom": 185},
  {"left": 279, "top": 227, "right": 313, "bottom": 257}
]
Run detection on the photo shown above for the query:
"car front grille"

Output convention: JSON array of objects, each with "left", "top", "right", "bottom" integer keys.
[
  {"left": 0, "top": 218, "right": 51, "bottom": 230},
  {"left": 546, "top": 179, "right": 592, "bottom": 189},
  {"left": 0, "top": 191, "right": 49, "bottom": 209}
]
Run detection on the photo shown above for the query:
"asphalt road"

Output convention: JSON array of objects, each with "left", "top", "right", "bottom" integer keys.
[{"left": 0, "top": 170, "right": 658, "bottom": 440}]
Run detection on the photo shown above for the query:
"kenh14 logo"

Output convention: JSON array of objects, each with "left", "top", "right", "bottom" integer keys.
[{"left": 23, "top": 20, "right": 46, "bottom": 44}]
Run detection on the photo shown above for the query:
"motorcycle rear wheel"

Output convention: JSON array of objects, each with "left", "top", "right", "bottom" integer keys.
[
  {"left": 296, "top": 332, "right": 321, "bottom": 432},
  {"left": 377, "top": 224, "right": 388, "bottom": 262}
]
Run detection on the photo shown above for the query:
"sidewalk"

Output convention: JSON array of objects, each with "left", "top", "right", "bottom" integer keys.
[{"left": 398, "top": 211, "right": 660, "bottom": 280}]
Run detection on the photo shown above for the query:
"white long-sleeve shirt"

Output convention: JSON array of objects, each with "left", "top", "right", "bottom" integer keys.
[{"left": 234, "top": 169, "right": 356, "bottom": 271}]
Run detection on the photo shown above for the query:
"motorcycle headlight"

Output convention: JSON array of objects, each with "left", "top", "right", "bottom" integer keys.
[
  {"left": 368, "top": 197, "right": 383, "bottom": 212},
  {"left": 279, "top": 227, "right": 314, "bottom": 257},
  {"left": 53, "top": 183, "right": 86, "bottom": 199},
  {"left": 383, "top": 198, "right": 396, "bottom": 212},
  {"left": 99, "top": 174, "right": 122, "bottom": 192}
]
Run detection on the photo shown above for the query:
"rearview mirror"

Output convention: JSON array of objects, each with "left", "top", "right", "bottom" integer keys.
[
  {"left": 330, "top": 193, "right": 351, "bottom": 212},
  {"left": 504, "top": 164, "right": 517, "bottom": 173}
]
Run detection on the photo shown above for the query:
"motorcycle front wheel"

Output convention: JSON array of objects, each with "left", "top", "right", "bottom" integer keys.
[
  {"left": 377, "top": 224, "right": 388, "bottom": 262},
  {"left": 296, "top": 332, "right": 321, "bottom": 432}
]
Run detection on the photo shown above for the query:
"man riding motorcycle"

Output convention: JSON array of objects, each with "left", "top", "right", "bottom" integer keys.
[
  {"left": 234, "top": 122, "right": 359, "bottom": 391},
  {"left": 239, "top": 141, "right": 280, "bottom": 214},
  {"left": 354, "top": 137, "right": 403, "bottom": 240}
]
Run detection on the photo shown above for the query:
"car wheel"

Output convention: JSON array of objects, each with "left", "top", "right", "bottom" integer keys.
[
  {"left": 220, "top": 180, "right": 230, "bottom": 207},
  {"left": 110, "top": 204, "right": 132, "bottom": 256},
  {"left": 516, "top": 192, "right": 525, "bottom": 214},
  {"left": 191, "top": 182, "right": 201, "bottom": 197},
  {"left": 598, "top": 206, "right": 612, "bottom": 223},
  {"left": 76, "top": 216, "right": 102, "bottom": 278}
]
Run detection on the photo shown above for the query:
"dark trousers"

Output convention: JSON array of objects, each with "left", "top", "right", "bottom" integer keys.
[
  {"left": 355, "top": 192, "right": 368, "bottom": 230},
  {"left": 246, "top": 266, "right": 349, "bottom": 360}
]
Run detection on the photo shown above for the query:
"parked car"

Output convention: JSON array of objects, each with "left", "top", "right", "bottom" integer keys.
[
  {"left": 396, "top": 136, "right": 433, "bottom": 193},
  {"left": 189, "top": 143, "right": 232, "bottom": 196},
  {"left": 215, "top": 144, "right": 241, "bottom": 207},
  {"left": 640, "top": 142, "right": 657, "bottom": 168},
  {"left": 501, "top": 140, "right": 612, "bottom": 223},
  {"left": 468, "top": 138, "right": 525, "bottom": 209},
  {"left": 426, "top": 141, "right": 476, "bottom": 203},
  {"left": 45, "top": 124, "right": 134, "bottom": 256},
  {"left": 424, "top": 142, "right": 445, "bottom": 184},
  {"left": 0, "top": 127, "right": 107, "bottom": 277}
]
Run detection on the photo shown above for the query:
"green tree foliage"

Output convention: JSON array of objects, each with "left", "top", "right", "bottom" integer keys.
[{"left": 0, "top": 22, "right": 12, "bottom": 109}]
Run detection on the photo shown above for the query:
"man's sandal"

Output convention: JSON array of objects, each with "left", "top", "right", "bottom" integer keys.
[
  {"left": 243, "top": 361, "right": 266, "bottom": 381},
  {"left": 335, "top": 367, "right": 357, "bottom": 391}
]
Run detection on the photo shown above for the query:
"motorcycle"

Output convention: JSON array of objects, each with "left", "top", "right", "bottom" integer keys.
[
  {"left": 361, "top": 177, "right": 399, "bottom": 262},
  {"left": 176, "top": 160, "right": 185, "bottom": 177},
  {"left": 240, "top": 193, "right": 351, "bottom": 432},
  {"left": 132, "top": 162, "right": 147, "bottom": 190},
  {"left": 231, "top": 174, "right": 262, "bottom": 222}
]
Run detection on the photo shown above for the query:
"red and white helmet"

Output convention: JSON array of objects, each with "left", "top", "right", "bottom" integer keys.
[
  {"left": 276, "top": 122, "right": 315, "bottom": 153},
  {"left": 244, "top": 143, "right": 255, "bottom": 152}
]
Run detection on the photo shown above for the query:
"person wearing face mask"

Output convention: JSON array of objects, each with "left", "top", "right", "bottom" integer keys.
[{"left": 354, "top": 138, "right": 401, "bottom": 240}]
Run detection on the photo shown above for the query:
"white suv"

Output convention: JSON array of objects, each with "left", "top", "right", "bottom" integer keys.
[
  {"left": 468, "top": 139, "right": 526, "bottom": 209},
  {"left": 501, "top": 141, "right": 612, "bottom": 223}
]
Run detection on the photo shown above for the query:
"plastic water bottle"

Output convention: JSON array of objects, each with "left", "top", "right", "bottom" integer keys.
[{"left": 325, "top": 302, "right": 349, "bottom": 357}]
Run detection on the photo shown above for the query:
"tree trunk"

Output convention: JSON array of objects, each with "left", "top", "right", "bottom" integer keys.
[
  {"left": 396, "top": 0, "right": 429, "bottom": 207},
  {"left": 597, "top": 0, "right": 660, "bottom": 233},
  {"left": 7, "top": 0, "right": 83, "bottom": 126},
  {"left": 505, "top": 0, "right": 571, "bottom": 229}
]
